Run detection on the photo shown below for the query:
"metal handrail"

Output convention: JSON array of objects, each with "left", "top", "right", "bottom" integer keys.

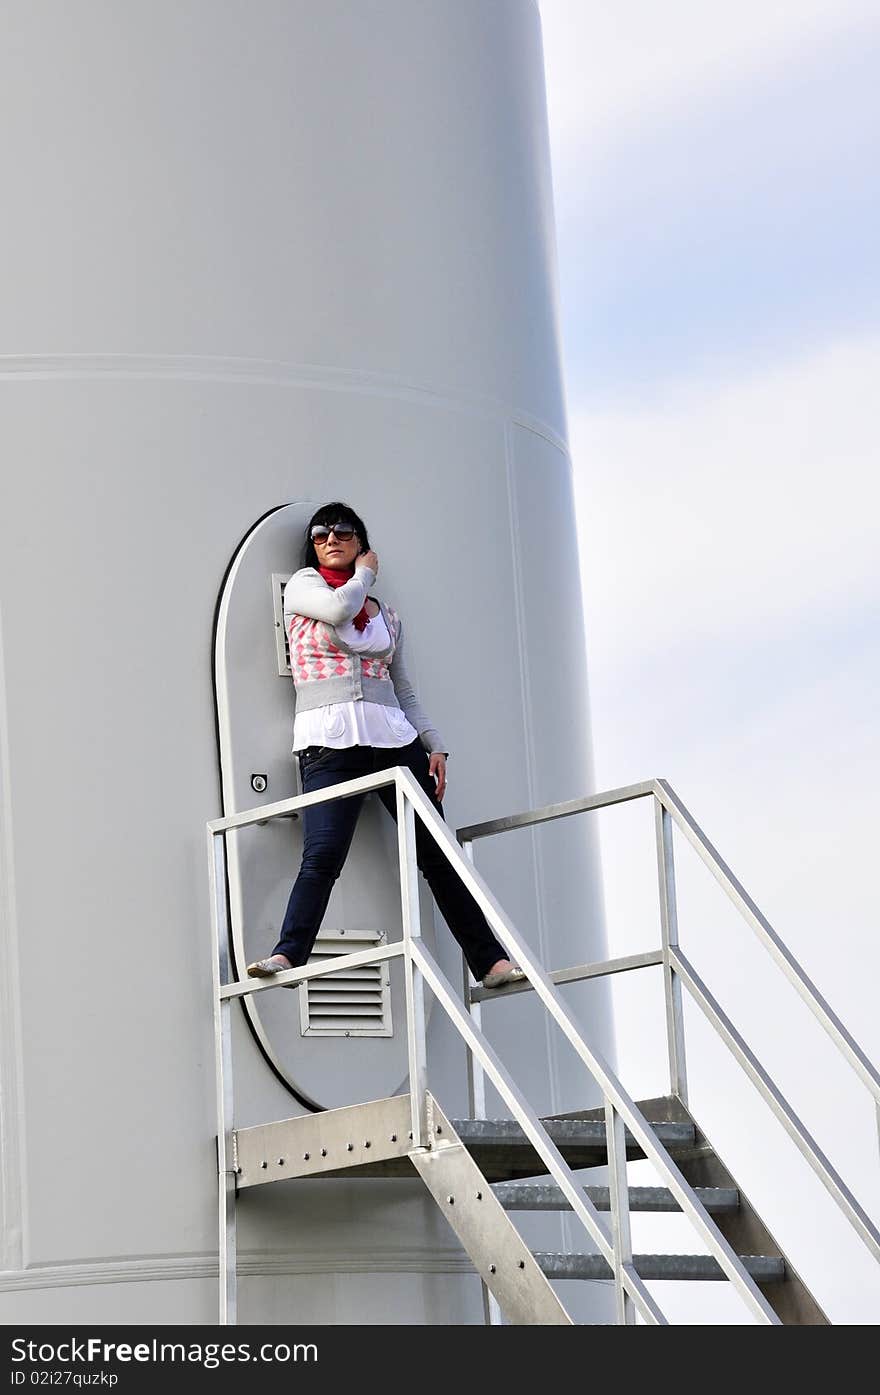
[
  {"left": 207, "top": 767, "right": 783, "bottom": 1324},
  {"left": 392, "top": 770, "right": 778, "bottom": 1324},
  {"left": 207, "top": 767, "right": 409, "bottom": 1326},
  {"left": 652, "top": 779, "right": 880, "bottom": 1107},
  {"left": 468, "top": 948, "right": 664, "bottom": 1004},
  {"left": 456, "top": 775, "right": 880, "bottom": 1270},
  {"left": 456, "top": 778, "right": 657, "bottom": 841},
  {"left": 669, "top": 947, "right": 880, "bottom": 1261}
]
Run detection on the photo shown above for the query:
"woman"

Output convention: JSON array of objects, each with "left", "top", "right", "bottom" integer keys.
[{"left": 246, "top": 501, "right": 523, "bottom": 990}]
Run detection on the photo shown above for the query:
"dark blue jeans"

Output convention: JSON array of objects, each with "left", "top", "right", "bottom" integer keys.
[{"left": 273, "top": 738, "right": 507, "bottom": 981}]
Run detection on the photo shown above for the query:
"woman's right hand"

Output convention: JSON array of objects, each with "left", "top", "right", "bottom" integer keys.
[{"left": 356, "top": 549, "right": 379, "bottom": 577}]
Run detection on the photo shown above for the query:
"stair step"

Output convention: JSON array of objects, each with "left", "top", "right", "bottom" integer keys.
[
  {"left": 449, "top": 1118, "right": 696, "bottom": 1181},
  {"left": 493, "top": 1183, "right": 739, "bottom": 1214},
  {"left": 535, "top": 1253, "right": 785, "bottom": 1282}
]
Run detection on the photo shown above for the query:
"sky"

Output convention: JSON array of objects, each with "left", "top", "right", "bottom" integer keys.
[{"left": 538, "top": 0, "right": 880, "bottom": 1323}]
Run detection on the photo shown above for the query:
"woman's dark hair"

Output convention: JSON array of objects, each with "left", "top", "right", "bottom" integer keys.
[{"left": 301, "top": 501, "right": 370, "bottom": 569}]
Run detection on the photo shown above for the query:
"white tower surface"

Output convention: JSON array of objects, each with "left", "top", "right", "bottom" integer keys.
[{"left": 0, "top": 1, "right": 613, "bottom": 1323}]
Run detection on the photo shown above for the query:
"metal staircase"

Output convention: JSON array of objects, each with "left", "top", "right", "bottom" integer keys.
[{"left": 207, "top": 772, "right": 880, "bottom": 1325}]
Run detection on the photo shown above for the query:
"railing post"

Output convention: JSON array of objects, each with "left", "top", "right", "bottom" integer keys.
[
  {"left": 396, "top": 777, "right": 429, "bottom": 1148},
  {"left": 655, "top": 797, "right": 689, "bottom": 1105},
  {"left": 208, "top": 827, "right": 237, "bottom": 1326},
  {"left": 605, "top": 1098, "right": 635, "bottom": 1325},
  {"left": 461, "top": 841, "right": 488, "bottom": 1123},
  {"left": 460, "top": 838, "right": 501, "bottom": 1327}
]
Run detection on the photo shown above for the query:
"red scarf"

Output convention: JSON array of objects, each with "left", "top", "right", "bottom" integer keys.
[{"left": 318, "top": 564, "right": 370, "bottom": 632}]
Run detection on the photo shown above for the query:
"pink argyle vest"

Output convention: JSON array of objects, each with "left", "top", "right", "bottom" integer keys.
[{"left": 287, "top": 605, "right": 402, "bottom": 702}]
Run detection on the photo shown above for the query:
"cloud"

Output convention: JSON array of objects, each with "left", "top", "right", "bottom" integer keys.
[
  {"left": 539, "top": 0, "right": 880, "bottom": 157},
  {"left": 571, "top": 335, "right": 880, "bottom": 665},
  {"left": 570, "top": 335, "right": 880, "bottom": 1057},
  {"left": 540, "top": 3, "right": 880, "bottom": 394}
]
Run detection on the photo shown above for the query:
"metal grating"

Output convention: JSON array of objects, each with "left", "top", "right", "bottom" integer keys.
[
  {"left": 299, "top": 929, "right": 393, "bottom": 1038},
  {"left": 272, "top": 572, "right": 293, "bottom": 678}
]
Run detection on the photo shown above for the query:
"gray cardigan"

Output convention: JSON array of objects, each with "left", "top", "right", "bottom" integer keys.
[{"left": 283, "top": 566, "right": 447, "bottom": 755}]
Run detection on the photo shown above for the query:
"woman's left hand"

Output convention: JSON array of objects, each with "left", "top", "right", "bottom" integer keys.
[{"left": 428, "top": 753, "right": 447, "bottom": 802}]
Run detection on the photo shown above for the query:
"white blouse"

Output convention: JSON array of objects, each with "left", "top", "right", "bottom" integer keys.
[{"left": 291, "top": 611, "right": 418, "bottom": 751}]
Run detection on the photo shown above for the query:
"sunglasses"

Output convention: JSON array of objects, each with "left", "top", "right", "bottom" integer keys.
[{"left": 310, "top": 523, "right": 357, "bottom": 543}]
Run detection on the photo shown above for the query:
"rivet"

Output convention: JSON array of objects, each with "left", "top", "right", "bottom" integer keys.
[
  {"left": 321, "top": 1148, "right": 327, "bottom": 1157},
  {"left": 489, "top": 1264, "right": 496, "bottom": 1275},
  {"left": 518, "top": 1260, "right": 525, "bottom": 1269},
  {"left": 347, "top": 1143, "right": 354, "bottom": 1152},
  {"left": 260, "top": 1161, "right": 267, "bottom": 1169},
  {"left": 476, "top": 1191, "right": 482, "bottom": 1200},
  {"left": 447, "top": 1195, "right": 455, "bottom": 1205},
  {"left": 436, "top": 1125, "right": 442, "bottom": 1134},
  {"left": 278, "top": 1158, "right": 285, "bottom": 1166},
  {"left": 408, "top": 1132, "right": 413, "bottom": 1140},
  {"left": 364, "top": 1140, "right": 371, "bottom": 1149},
  {"left": 390, "top": 1134, "right": 397, "bottom": 1142},
  {"left": 303, "top": 1152, "right": 309, "bottom": 1161}
]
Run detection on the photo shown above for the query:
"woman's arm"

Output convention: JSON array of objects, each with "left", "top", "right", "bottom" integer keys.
[
  {"left": 389, "top": 623, "right": 447, "bottom": 756},
  {"left": 283, "top": 564, "right": 376, "bottom": 627}
]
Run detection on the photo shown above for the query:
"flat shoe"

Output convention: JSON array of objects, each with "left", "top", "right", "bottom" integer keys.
[
  {"left": 482, "top": 965, "right": 526, "bottom": 990},
  {"left": 247, "top": 958, "right": 289, "bottom": 978}
]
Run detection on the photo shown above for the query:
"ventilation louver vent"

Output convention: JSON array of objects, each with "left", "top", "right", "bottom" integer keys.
[
  {"left": 299, "top": 930, "right": 392, "bottom": 1038},
  {"left": 272, "top": 572, "right": 293, "bottom": 678}
]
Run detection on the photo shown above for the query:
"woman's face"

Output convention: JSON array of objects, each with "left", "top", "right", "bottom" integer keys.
[{"left": 312, "top": 521, "right": 361, "bottom": 569}]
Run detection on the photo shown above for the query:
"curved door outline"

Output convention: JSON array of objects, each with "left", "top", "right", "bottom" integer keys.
[{"left": 213, "top": 502, "right": 436, "bottom": 1110}]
